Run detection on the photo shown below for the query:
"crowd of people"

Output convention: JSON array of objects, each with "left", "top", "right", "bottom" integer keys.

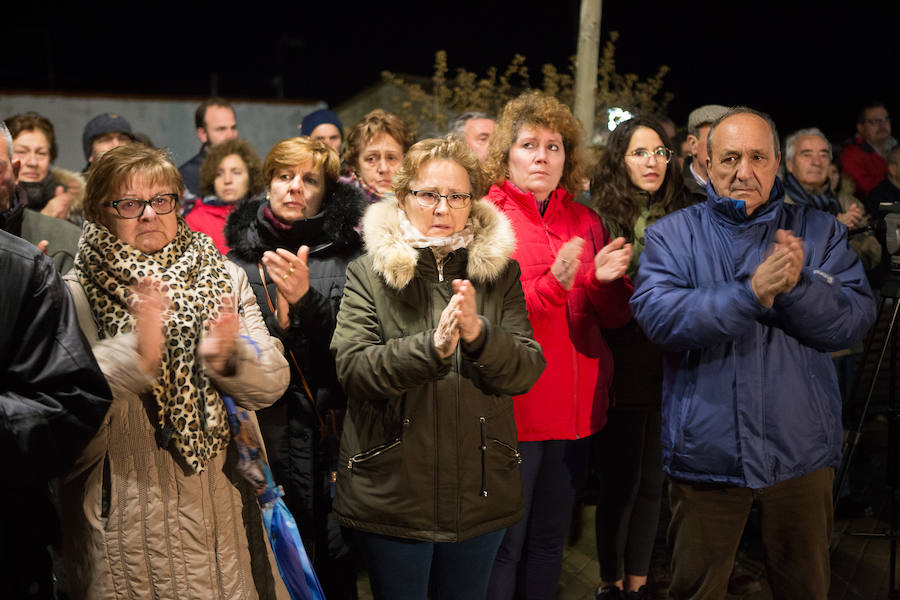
[{"left": 0, "top": 92, "right": 894, "bottom": 600}]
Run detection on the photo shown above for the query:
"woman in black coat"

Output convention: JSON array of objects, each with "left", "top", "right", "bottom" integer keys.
[{"left": 225, "top": 136, "right": 365, "bottom": 599}]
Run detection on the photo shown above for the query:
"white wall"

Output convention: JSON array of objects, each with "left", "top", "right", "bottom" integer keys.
[{"left": 0, "top": 93, "right": 326, "bottom": 172}]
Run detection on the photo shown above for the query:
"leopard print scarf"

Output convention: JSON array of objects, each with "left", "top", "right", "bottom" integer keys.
[{"left": 75, "top": 218, "right": 234, "bottom": 473}]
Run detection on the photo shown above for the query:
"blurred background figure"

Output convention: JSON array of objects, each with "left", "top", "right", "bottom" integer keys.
[
  {"left": 450, "top": 111, "right": 496, "bottom": 163},
  {"left": 342, "top": 108, "right": 413, "bottom": 203},
  {"left": 179, "top": 98, "right": 239, "bottom": 200},
  {"left": 0, "top": 121, "right": 82, "bottom": 273},
  {"left": 225, "top": 136, "right": 367, "bottom": 599},
  {"left": 681, "top": 104, "right": 729, "bottom": 204},
  {"left": 186, "top": 137, "right": 264, "bottom": 254},
  {"left": 301, "top": 108, "right": 344, "bottom": 155},
  {"left": 81, "top": 112, "right": 136, "bottom": 172},
  {"left": 841, "top": 101, "right": 896, "bottom": 199},
  {"left": 6, "top": 111, "right": 86, "bottom": 225}
]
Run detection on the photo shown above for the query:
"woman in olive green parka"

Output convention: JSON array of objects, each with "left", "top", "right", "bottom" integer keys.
[{"left": 330, "top": 136, "right": 545, "bottom": 599}]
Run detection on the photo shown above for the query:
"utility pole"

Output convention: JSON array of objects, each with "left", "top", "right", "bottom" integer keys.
[{"left": 573, "top": 0, "right": 601, "bottom": 143}]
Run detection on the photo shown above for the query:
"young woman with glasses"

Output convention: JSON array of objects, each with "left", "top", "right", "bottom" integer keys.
[{"left": 590, "top": 115, "right": 689, "bottom": 600}]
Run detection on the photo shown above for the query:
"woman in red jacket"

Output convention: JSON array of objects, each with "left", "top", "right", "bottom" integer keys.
[
  {"left": 186, "top": 137, "right": 264, "bottom": 253},
  {"left": 484, "top": 91, "right": 634, "bottom": 600}
]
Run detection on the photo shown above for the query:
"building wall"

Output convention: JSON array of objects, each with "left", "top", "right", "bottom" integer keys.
[{"left": 0, "top": 93, "right": 325, "bottom": 172}]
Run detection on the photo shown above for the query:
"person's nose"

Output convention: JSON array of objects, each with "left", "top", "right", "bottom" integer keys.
[
  {"left": 433, "top": 196, "right": 449, "bottom": 215},
  {"left": 25, "top": 151, "right": 38, "bottom": 166},
  {"left": 376, "top": 157, "right": 389, "bottom": 174},
  {"left": 736, "top": 157, "right": 753, "bottom": 180},
  {"left": 289, "top": 174, "right": 303, "bottom": 194},
  {"left": 535, "top": 146, "right": 548, "bottom": 163},
  {"left": 646, "top": 152, "right": 659, "bottom": 166},
  {"left": 138, "top": 202, "right": 157, "bottom": 220}
]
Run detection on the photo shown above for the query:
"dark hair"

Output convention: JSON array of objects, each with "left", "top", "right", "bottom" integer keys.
[
  {"left": 199, "top": 138, "right": 264, "bottom": 198},
  {"left": 591, "top": 116, "right": 688, "bottom": 239},
  {"left": 5, "top": 112, "right": 58, "bottom": 162},
  {"left": 195, "top": 97, "right": 235, "bottom": 129},
  {"left": 857, "top": 100, "right": 887, "bottom": 124}
]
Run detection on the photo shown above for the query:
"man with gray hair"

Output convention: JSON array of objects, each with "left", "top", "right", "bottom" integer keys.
[
  {"left": 783, "top": 128, "right": 880, "bottom": 271},
  {"left": 631, "top": 107, "right": 875, "bottom": 599},
  {"left": 682, "top": 104, "right": 729, "bottom": 202},
  {"left": 0, "top": 121, "right": 81, "bottom": 272},
  {"left": 450, "top": 111, "right": 495, "bottom": 162}
]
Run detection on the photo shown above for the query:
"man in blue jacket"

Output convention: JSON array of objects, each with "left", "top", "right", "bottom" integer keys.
[{"left": 630, "top": 107, "right": 876, "bottom": 600}]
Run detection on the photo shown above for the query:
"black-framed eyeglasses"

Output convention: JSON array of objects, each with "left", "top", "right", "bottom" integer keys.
[
  {"left": 865, "top": 116, "right": 891, "bottom": 126},
  {"left": 624, "top": 147, "right": 673, "bottom": 163},
  {"left": 105, "top": 193, "right": 179, "bottom": 219},
  {"left": 410, "top": 190, "right": 472, "bottom": 209}
]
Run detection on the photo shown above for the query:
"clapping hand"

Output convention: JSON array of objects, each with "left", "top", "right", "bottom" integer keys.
[
  {"left": 452, "top": 279, "right": 482, "bottom": 343},
  {"left": 199, "top": 296, "right": 239, "bottom": 375},
  {"left": 434, "top": 294, "right": 461, "bottom": 359},
  {"left": 751, "top": 229, "right": 804, "bottom": 308},
  {"left": 262, "top": 246, "right": 310, "bottom": 329},
  {"left": 594, "top": 237, "right": 632, "bottom": 282},
  {"left": 132, "top": 278, "right": 169, "bottom": 377},
  {"left": 551, "top": 237, "right": 585, "bottom": 290}
]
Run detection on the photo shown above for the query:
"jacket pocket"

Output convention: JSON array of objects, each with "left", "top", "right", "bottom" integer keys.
[
  {"left": 479, "top": 416, "right": 522, "bottom": 497},
  {"left": 345, "top": 438, "right": 402, "bottom": 470}
]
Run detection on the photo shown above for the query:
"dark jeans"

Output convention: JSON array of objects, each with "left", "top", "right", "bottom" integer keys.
[
  {"left": 487, "top": 437, "right": 592, "bottom": 600},
  {"left": 668, "top": 467, "right": 834, "bottom": 600},
  {"left": 594, "top": 407, "right": 664, "bottom": 581},
  {"left": 354, "top": 529, "right": 505, "bottom": 600}
]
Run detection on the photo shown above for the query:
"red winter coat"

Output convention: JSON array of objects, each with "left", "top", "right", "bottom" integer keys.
[
  {"left": 488, "top": 181, "right": 632, "bottom": 441},
  {"left": 841, "top": 135, "right": 888, "bottom": 198},
  {"left": 185, "top": 199, "right": 236, "bottom": 254}
]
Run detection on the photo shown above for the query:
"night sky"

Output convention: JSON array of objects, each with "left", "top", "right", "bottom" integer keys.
[{"left": 3, "top": 0, "right": 898, "bottom": 144}]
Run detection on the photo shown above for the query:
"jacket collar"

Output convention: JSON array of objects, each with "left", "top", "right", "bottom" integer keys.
[
  {"left": 493, "top": 180, "right": 571, "bottom": 221},
  {"left": 706, "top": 176, "right": 784, "bottom": 227},
  {"left": 362, "top": 195, "right": 516, "bottom": 290}
]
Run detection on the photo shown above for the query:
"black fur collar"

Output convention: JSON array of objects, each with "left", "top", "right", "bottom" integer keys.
[{"left": 225, "top": 181, "right": 365, "bottom": 263}]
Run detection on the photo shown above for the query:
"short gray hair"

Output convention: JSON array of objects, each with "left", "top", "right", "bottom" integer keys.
[
  {"left": 0, "top": 121, "right": 12, "bottom": 161},
  {"left": 450, "top": 111, "right": 495, "bottom": 135},
  {"left": 707, "top": 106, "right": 781, "bottom": 161},
  {"left": 784, "top": 128, "right": 832, "bottom": 163}
]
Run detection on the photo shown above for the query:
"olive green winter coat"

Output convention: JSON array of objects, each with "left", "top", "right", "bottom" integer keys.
[{"left": 330, "top": 197, "right": 546, "bottom": 542}]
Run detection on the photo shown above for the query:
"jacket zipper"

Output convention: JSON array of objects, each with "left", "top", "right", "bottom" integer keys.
[
  {"left": 543, "top": 215, "right": 581, "bottom": 439},
  {"left": 480, "top": 417, "right": 488, "bottom": 496},
  {"left": 346, "top": 438, "right": 401, "bottom": 469}
]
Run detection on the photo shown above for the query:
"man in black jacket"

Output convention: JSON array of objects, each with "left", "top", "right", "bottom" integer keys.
[{"left": 1, "top": 229, "right": 112, "bottom": 598}]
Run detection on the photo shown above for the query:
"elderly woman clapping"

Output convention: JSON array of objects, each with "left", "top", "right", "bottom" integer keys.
[
  {"left": 60, "top": 144, "right": 291, "bottom": 600},
  {"left": 331, "top": 136, "right": 545, "bottom": 600}
]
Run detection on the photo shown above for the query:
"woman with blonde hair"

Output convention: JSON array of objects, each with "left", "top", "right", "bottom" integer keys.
[{"left": 331, "top": 135, "right": 545, "bottom": 599}]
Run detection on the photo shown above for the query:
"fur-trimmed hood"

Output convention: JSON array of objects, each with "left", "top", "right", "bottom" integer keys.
[
  {"left": 361, "top": 196, "right": 516, "bottom": 290},
  {"left": 225, "top": 181, "right": 365, "bottom": 263}
]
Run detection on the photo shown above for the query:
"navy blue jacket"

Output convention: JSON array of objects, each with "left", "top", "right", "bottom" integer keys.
[{"left": 630, "top": 179, "right": 876, "bottom": 488}]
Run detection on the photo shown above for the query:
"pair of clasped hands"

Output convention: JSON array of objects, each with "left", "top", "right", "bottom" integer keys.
[
  {"left": 750, "top": 229, "right": 805, "bottom": 308},
  {"left": 431, "top": 235, "right": 634, "bottom": 360}
]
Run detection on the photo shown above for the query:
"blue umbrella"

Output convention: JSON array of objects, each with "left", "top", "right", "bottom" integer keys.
[{"left": 222, "top": 395, "right": 326, "bottom": 600}]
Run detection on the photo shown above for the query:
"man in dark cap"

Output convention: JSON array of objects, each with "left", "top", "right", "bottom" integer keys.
[
  {"left": 300, "top": 108, "right": 343, "bottom": 155},
  {"left": 82, "top": 112, "right": 136, "bottom": 171},
  {"left": 682, "top": 104, "right": 729, "bottom": 202}
]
